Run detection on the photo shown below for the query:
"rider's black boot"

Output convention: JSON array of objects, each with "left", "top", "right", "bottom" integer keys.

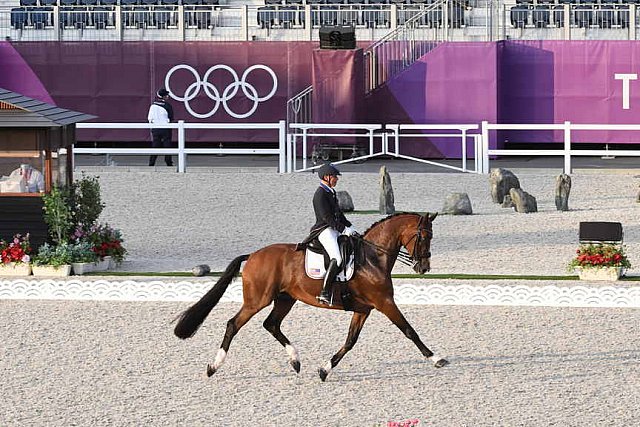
[{"left": 318, "top": 259, "right": 339, "bottom": 306}]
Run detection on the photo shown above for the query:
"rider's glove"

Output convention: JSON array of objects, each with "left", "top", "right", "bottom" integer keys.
[{"left": 343, "top": 226, "right": 358, "bottom": 236}]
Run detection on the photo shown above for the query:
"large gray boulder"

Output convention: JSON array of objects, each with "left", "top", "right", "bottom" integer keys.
[
  {"left": 489, "top": 168, "right": 521, "bottom": 204},
  {"left": 555, "top": 173, "right": 571, "bottom": 211},
  {"left": 509, "top": 188, "right": 538, "bottom": 213},
  {"left": 379, "top": 166, "right": 395, "bottom": 214},
  {"left": 336, "top": 191, "right": 354, "bottom": 212},
  {"left": 442, "top": 193, "right": 473, "bottom": 215}
]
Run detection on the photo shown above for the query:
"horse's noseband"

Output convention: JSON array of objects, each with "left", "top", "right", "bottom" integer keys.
[{"left": 398, "top": 216, "right": 432, "bottom": 266}]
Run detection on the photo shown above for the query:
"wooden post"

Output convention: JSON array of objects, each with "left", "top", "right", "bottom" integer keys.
[{"left": 45, "top": 149, "right": 53, "bottom": 193}]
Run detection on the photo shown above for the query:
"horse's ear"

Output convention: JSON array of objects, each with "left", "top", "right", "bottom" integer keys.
[{"left": 429, "top": 212, "right": 438, "bottom": 221}]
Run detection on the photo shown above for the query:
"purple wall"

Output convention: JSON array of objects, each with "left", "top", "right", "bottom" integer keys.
[
  {"left": 2, "top": 40, "right": 640, "bottom": 156},
  {"left": 365, "top": 43, "right": 499, "bottom": 157}
]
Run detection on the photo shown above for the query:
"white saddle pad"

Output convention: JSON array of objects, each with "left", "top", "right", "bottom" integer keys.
[{"left": 304, "top": 249, "right": 355, "bottom": 281}]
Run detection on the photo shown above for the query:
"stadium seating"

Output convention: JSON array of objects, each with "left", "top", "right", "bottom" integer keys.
[{"left": 510, "top": 4, "right": 528, "bottom": 29}]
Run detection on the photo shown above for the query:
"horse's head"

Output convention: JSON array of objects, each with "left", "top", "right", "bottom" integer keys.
[{"left": 403, "top": 212, "right": 437, "bottom": 274}]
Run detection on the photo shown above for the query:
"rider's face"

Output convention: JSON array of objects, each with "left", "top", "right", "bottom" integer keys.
[{"left": 327, "top": 175, "right": 339, "bottom": 187}]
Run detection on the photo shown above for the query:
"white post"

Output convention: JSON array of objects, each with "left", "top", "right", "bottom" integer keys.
[
  {"left": 177, "top": 120, "right": 186, "bottom": 173},
  {"left": 369, "top": 129, "right": 374, "bottom": 155},
  {"left": 302, "top": 128, "right": 308, "bottom": 170},
  {"left": 564, "top": 4, "right": 570, "bottom": 40},
  {"left": 286, "top": 133, "right": 292, "bottom": 173},
  {"left": 630, "top": 5, "right": 636, "bottom": 40},
  {"left": 390, "top": 5, "right": 398, "bottom": 31},
  {"left": 241, "top": 5, "right": 248, "bottom": 41},
  {"left": 53, "top": 6, "right": 60, "bottom": 40},
  {"left": 305, "top": 5, "right": 312, "bottom": 41},
  {"left": 278, "top": 120, "right": 286, "bottom": 173},
  {"left": 116, "top": 5, "right": 122, "bottom": 41},
  {"left": 393, "top": 126, "right": 399, "bottom": 156},
  {"left": 178, "top": 5, "right": 185, "bottom": 41},
  {"left": 474, "top": 135, "right": 480, "bottom": 174},
  {"left": 481, "top": 121, "right": 489, "bottom": 174},
  {"left": 564, "top": 120, "right": 571, "bottom": 174},
  {"left": 461, "top": 128, "right": 467, "bottom": 172}
]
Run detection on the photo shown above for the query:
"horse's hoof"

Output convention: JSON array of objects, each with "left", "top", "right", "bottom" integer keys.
[
  {"left": 318, "top": 368, "right": 328, "bottom": 382},
  {"left": 290, "top": 359, "right": 301, "bottom": 374},
  {"left": 206, "top": 364, "right": 217, "bottom": 377},
  {"left": 434, "top": 358, "right": 449, "bottom": 368}
]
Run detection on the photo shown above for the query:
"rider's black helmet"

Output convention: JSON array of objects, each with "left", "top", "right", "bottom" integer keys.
[{"left": 317, "top": 163, "right": 341, "bottom": 180}]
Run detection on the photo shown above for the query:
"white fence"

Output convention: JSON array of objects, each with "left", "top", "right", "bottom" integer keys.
[
  {"left": 288, "top": 123, "right": 481, "bottom": 173},
  {"left": 72, "top": 120, "right": 640, "bottom": 175},
  {"left": 481, "top": 121, "right": 640, "bottom": 174},
  {"left": 74, "top": 120, "right": 287, "bottom": 173}
]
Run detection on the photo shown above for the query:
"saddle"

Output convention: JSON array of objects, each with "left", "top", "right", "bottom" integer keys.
[{"left": 302, "top": 234, "right": 357, "bottom": 281}]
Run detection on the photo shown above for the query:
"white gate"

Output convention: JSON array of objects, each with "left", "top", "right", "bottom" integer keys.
[{"left": 288, "top": 123, "right": 481, "bottom": 173}]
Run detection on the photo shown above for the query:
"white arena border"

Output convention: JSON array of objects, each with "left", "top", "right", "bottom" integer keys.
[{"left": 1, "top": 278, "right": 640, "bottom": 308}]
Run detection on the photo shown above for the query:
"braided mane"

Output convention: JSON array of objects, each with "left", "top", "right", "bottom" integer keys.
[{"left": 362, "top": 212, "right": 422, "bottom": 236}]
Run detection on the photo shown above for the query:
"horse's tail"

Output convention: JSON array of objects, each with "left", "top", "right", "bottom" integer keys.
[{"left": 174, "top": 254, "right": 250, "bottom": 339}]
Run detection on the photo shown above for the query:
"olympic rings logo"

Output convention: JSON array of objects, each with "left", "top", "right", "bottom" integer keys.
[{"left": 164, "top": 64, "right": 278, "bottom": 119}]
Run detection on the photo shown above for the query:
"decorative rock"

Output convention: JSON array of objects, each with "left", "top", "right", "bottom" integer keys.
[
  {"left": 501, "top": 194, "right": 514, "bottom": 208},
  {"left": 379, "top": 166, "right": 395, "bottom": 214},
  {"left": 555, "top": 173, "right": 571, "bottom": 211},
  {"left": 192, "top": 264, "right": 211, "bottom": 277},
  {"left": 489, "top": 168, "right": 521, "bottom": 204},
  {"left": 509, "top": 188, "right": 538, "bottom": 213},
  {"left": 336, "top": 191, "right": 354, "bottom": 212},
  {"left": 442, "top": 193, "right": 473, "bottom": 215}
]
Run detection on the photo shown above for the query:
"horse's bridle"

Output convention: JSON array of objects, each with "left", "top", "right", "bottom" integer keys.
[
  {"left": 398, "top": 215, "right": 432, "bottom": 266},
  {"left": 360, "top": 215, "right": 433, "bottom": 267}
]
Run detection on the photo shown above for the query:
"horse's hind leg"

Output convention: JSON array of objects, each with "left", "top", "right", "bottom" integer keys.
[
  {"left": 262, "top": 293, "right": 300, "bottom": 374},
  {"left": 318, "top": 310, "right": 371, "bottom": 382},
  {"left": 378, "top": 298, "right": 448, "bottom": 368},
  {"left": 207, "top": 303, "right": 266, "bottom": 377}
]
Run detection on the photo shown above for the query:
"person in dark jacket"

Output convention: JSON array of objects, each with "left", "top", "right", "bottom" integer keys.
[
  {"left": 311, "top": 163, "right": 357, "bottom": 305},
  {"left": 147, "top": 88, "right": 174, "bottom": 167}
]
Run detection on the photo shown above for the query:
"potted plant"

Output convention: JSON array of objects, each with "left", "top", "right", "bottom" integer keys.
[
  {"left": 83, "top": 223, "right": 127, "bottom": 270},
  {"left": 32, "top": 243, "right": 73, "bottom": 277},
  {"left": 70, "top": 241, "right": 99, "bottom": 275},
  {"left": 0, "top": 233, "right": 32, "bottom": 276},
  {"left": 42, "top": 185, "right": 73, "bottom": 245},
  {"left": 568, "top": 243, "right": 632, "bottom": 281}
]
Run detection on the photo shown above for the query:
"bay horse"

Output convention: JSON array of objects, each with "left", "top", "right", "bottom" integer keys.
[{"left": 174, "top": 212, "right": 448, "bottom": 381}]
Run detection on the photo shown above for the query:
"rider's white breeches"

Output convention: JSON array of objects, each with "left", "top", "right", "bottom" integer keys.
[{"left": 318, "top": 227, "right": 342, "bottom": 266}]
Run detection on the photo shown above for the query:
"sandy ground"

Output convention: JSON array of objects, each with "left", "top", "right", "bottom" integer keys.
[
  {"left": 1, "top": 300, "right": 639, "bottom": 427},
  {"left": 83, "top": 167, "right": 640, "bottom": 276},
  {"left": 3, "top": 166, "right": 640, "bottom": 426}
]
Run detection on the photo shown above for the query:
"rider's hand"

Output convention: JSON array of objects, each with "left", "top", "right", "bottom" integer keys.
[{"left": 343, "top": 226, "right": 358, "bottom": 236}]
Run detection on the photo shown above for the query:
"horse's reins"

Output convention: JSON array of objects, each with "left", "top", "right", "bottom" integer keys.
[{"left": 355, "top": 235, "right": 416, "bottom": 267}]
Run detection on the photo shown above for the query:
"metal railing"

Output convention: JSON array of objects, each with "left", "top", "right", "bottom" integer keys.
[
  {"left": 480, "top": 121, "right": 640, "bottom": 174},
  {"left": 386, "top": 123, "right": 481, "bottom": 173},
  {"left": 74, "top": 120, "right": 287, "bottom": 173},
  {"left": 363, "top": 0, "right": 452, "bottom": 92},
  {"left": 0, "top": 3, "right": 464, "bottom": 42}
]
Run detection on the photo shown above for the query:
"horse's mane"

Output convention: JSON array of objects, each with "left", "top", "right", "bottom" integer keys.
[{"left": 362, "top": 212, "right": 422, "bottom": 236}]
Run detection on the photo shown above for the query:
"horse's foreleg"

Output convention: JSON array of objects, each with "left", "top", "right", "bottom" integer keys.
[
  {"left": 378, "top": 299, "right": 448, "bottom": 368},
  {"left": 318, "top": 310, "right": 371, "bottom": 382},
  {"left": 263, "top": 293, "right": 300, "bottom": 374},
  {"left": 207, "top": 304, "right": 264, "bottom": 377}
]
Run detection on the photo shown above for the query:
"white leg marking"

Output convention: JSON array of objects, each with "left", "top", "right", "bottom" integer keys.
[
  {"left": 285, "top": 344, "right": 299, "bottom": 363},
  {"left": 213, "top": 348, "right": 227, "bottom": 370},
  {"left": 322, "top": 360, "right": 332, "bottom": 374},
  {"left": 429, "top": 354, "right": 445, "bottom": 365}
]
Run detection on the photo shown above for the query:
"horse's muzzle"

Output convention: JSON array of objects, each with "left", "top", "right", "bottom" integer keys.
[{"left": 413, "top": 262, "right": 430, "bottom": 274}]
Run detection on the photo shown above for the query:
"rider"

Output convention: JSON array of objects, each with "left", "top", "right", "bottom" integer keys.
[{"left": 310, "top": 163, "right": 358, "bottom": 305}]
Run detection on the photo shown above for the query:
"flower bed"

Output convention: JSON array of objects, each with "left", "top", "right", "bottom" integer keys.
[{"left": 568, "top": 243, "right": 631, "bottom": 281}]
